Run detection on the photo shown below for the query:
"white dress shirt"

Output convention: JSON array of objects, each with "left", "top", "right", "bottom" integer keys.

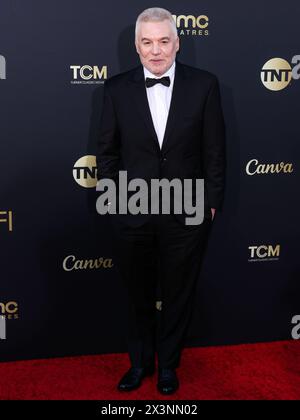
[{"left": 143, "top": 60, "right": 176, "bottom": 149}]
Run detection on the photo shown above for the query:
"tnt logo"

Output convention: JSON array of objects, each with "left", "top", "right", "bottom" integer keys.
[
  {"left": 248, "top": 245, "right": 280, "bottom": 261},
  {"left": 0, "top": 210, "right": 13, "bottom": 231},
  {"left": 70, "top": 65, "right": 107, "bottom": 84},
  {"left": 261, "top": 56, "right": 300, "bottom": 90},
  {"left": 0, "top": 55, "right": 6, "bottom": 79},
  {"left": 73, "top": 155, "right": 97, "bottom": 188}
]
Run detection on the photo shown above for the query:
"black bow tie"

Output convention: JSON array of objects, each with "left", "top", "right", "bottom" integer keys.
[{"left": 145, "top": 76, "right": 170, "bottom": 88}]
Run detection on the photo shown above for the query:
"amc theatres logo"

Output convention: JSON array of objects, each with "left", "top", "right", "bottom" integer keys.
[
  {"left": 0, "top": 55, "right": 6, "bottom": 79},
  {"left": 172, "top": 14, "right": 209, "bottom": 36},
  {"left": 248, "top": 245, "right": 280, "bottom": 262},
  {"left": 0, "top": 301, "right": 19, "bottom": 319},
  {"left": 261, "top": 55, "right": 300, "bottom": 91},
  {"left": 0, "top": 301, "right": 19, "bottom": 340},
  {"left": 0, "top": 210, "right": 13, "bottom": 232},
  {"left": 70, "top": 65, "right": 107, "bottom": 84}
]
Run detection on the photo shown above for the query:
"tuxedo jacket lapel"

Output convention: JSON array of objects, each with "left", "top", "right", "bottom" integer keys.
[{"left": 128, "top": 59, "right": 187, "bottom": 154}]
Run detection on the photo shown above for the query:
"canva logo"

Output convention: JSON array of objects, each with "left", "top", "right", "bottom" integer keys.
[
  {"left": 70, "top": 65, "right": 107, "bottom": 84},
  {"left": 63, "top": 255, "right": 113, "bottom": 271},
  {"left": 246, "top": 159, "right": 293, "bottom": 175},
  {"left": 172, "top": 14, "right": 209, "bottom": 36},
  {"left": 261, "top": 56, "right": 300, "bottom": 91},
  {"left": 73, "top": 155, "right": 97, "bottom": 188},
  {"left": 0, "top": 55, "right": 6, "bottom": 79},
  {"left": 248, "top": 245, "right": 280, "bottom": 262}
]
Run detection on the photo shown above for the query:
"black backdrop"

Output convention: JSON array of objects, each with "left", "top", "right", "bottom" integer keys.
[{"left": 0, "top": 0, "right": 299, "bottom": 362}]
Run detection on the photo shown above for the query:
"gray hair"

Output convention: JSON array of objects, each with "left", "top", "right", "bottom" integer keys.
[{"left": 135, "top": 7, "right": 178, "bottom": 40}]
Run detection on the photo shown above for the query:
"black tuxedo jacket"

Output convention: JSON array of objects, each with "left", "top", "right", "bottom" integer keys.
[{"left": 96, "top": 59, "right": 226, "bottom": 226}]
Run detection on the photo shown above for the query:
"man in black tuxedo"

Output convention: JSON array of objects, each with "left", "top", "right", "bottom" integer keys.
[{"left": 96, "top": 7, "right": 226, "bottom": 394}]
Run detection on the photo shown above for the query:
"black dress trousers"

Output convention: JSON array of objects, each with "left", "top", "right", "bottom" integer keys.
[{"left": 110, "top": 212, "right": 212, "bottom": 370}]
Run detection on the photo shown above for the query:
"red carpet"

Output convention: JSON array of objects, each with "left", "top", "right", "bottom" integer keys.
[{"left": 0, "top": 340, "right": 299, "bottom": 400}]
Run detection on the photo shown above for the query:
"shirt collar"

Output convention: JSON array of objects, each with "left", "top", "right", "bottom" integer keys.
[{"left": 143, "top": 60, "right": 176, "bottom": 81}]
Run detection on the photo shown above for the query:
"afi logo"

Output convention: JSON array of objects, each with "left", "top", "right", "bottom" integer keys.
[{"left": 0, "top": 210, "right": 13, "bottom": 231}]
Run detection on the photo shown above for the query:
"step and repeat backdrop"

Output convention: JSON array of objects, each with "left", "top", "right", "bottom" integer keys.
[{"left": 0, "top": 0, "right": 299, "bottom": 361}]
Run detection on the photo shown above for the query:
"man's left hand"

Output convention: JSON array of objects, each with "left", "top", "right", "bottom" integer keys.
[{"left": 211, "top": 208, "right": 216, "bottom": 221}]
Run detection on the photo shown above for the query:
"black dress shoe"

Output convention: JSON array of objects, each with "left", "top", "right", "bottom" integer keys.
[
  {"left": 117, "top": 365, "right": 155, "bottom": 391},
  {"left": 157, "top": 368, "right": 179, "bottom": 395}
]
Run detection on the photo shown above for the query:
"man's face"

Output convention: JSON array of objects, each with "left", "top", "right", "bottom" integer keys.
[{"left": 135, "top": 20, "right": 179, "bottom": 76}]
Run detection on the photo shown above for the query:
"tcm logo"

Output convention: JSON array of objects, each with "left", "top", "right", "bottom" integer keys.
[
  {"left": 70, "top": 65, "right": 107, "bottom": 84},
  {"left": 73, "top": 155, "right": 97, "bottom": 188},
  {"left": 261, "top": 56, "right": 300, "bottom": 91},
  {"left": 246, "top": 159, "right": 293, "bottom": 175},
  {"left": 172, "top": 14, "right": 209, "bottom": 36},
  {"left": 0, "top": 55, "right": 6, "bottom": 79},
  {"left": 248, "top": 245, "right": 280, "bottom": 262},
  {"left": 0, "top": 301, "right": 19, "bottom": 320},
  {"left": 0, "top": 210, "right": 13, "bottom": 231}
]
